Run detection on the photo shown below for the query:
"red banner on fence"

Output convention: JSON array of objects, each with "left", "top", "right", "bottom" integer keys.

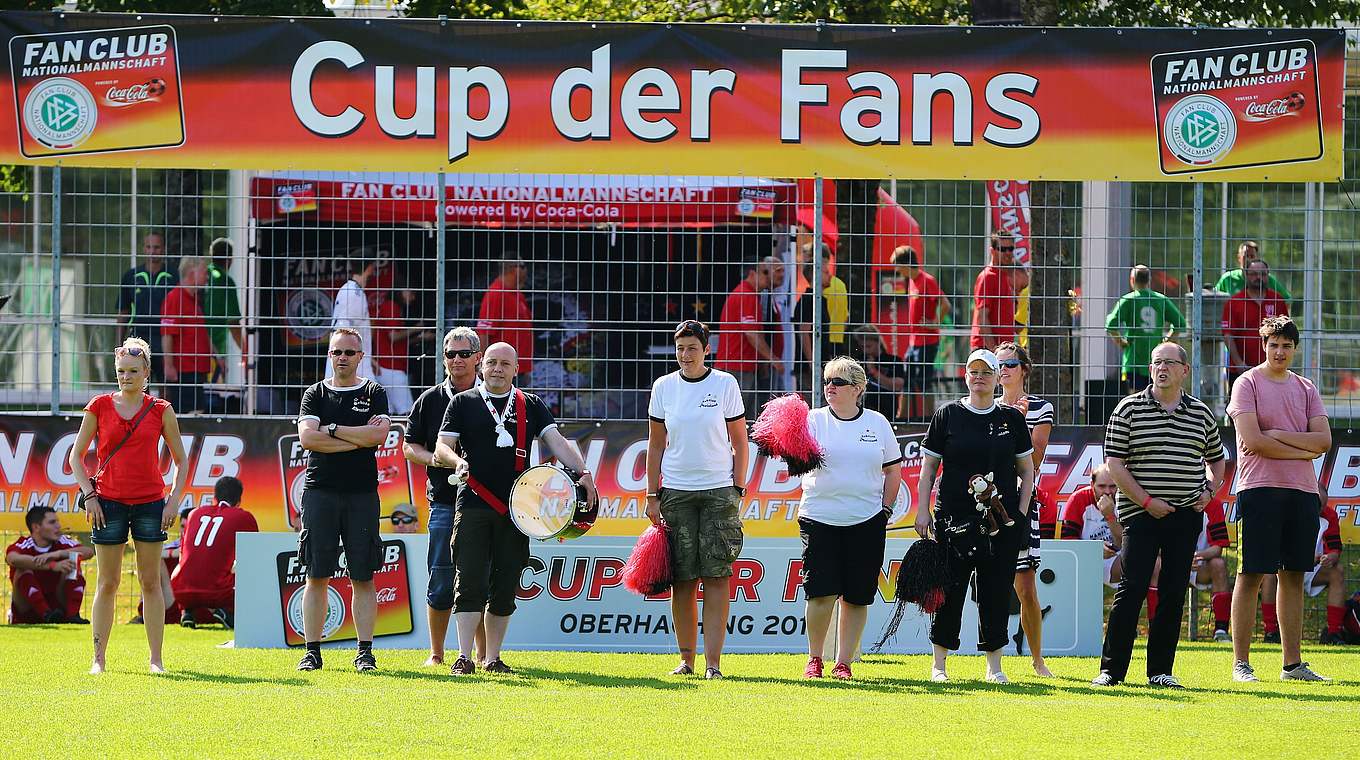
[
  {"left": 0, "top": 13, "right": 1345, "bottom": 181},
  {"left": 986, "top": 180, "right": 1032, "bottom": 269}
]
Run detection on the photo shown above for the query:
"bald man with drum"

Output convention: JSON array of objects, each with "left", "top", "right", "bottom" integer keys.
[{"left": 433, "top": 342, "right": 596, "bottom": 676}]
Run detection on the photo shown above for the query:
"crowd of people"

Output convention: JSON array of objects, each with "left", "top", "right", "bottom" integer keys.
[{"left": 12, "top": 226, "right": 1351, "bottom": 686}]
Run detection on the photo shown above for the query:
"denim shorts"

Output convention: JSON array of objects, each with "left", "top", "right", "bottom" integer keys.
[
  {"left": 426, "top": 503, "right": 455, "bottom": 610},
  {"left": 91, "top": 498, "right": 168, "bottom": 545}
]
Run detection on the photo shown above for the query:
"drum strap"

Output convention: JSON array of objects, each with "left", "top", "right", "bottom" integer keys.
[{"left": 465, "top": 389, "right": 528, "bottom": 515}]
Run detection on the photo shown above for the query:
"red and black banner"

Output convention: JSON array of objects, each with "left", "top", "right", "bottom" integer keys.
[
  {"left": 6, "top": 415, "right": 1360, "bottom": 544},
  {"left": 0, "top": 12, "right": 1344, "bottom": 180}
]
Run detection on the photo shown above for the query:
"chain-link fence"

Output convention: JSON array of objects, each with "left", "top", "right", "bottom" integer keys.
[{"left": 1, "top": 163, "right": 1358, "bottom": 423}]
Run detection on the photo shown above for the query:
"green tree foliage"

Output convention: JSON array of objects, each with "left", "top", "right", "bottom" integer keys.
[{"left": 71, "top": 0, "right": 331, "bottom": 15}]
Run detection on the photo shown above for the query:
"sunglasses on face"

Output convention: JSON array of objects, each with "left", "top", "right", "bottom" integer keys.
[
  {"left": 115, "top": 346, "right": 146, "bottom": 357},
  {"left": 329, "top": 349, "right": 361, "bottom": 357},
  {"left": 444, "top": 349, "right": 477, "bottom": 359},
  {"left": 389, "top": 513, "right": 417, "bottom": 525},
  {"left": 996, "top": 246, "right": 1015, "bottom": 253},
  {"left": 824, "top": 377, "right": 853, "bottom": 387},
  {"left": 998, "top": 359, "right": 1024, "bottom": 368}
]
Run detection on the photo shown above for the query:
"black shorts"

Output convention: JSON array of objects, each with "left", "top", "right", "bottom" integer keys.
[
  {"left": 799, "top": 511, "right": 888, "bottom": 606},
  {"left": 904, "top": 343, "right": 938, "bottom": 396},
  {"left": 451, "top": 501, "right": 531, "bottom": 616},
  {"left": 298, "top": 488, "right": 382, "bottom": 582},
  {"left": 1237, "top": 487, "right": 1321, "bottom": 574}
]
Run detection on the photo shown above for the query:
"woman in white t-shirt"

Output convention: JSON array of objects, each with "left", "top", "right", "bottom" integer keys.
[
  {"left": 645, "top": 320, "right": 750, "bottom": 679},
  {"left": 798, "top": 356, "right": 903, "bottom": 680}
]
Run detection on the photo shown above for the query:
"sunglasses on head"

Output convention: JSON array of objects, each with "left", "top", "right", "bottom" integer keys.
[
  {"left": 998, "top": 359, "right": 1024, "bottom": 368},
  {"left": 444, "top": 349, "right": 477, "bottom": 359},
  {"left": 389, "top": 513, "right": 417, "bottom": 525},
  {"left": 115, "top": 346, "right": 146, "bottom": 357},
  {"left": 824, "top": 377, "right": 853, "bottom": 387},
  {"left": 329, "top": 349, "right": 360, "bottom": 357}
]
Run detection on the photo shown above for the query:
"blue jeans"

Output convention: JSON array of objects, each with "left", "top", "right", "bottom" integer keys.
[
  {"left": 90, "top": 498, "right": 167, "bottom": 545},
  {"left": 426, "top": 503, "right": 455, "bottom": 610}
]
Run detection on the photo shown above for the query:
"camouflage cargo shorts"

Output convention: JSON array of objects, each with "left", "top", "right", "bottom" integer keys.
[{"left": 660, "top": 486, "right": 744, "bottom": 581}]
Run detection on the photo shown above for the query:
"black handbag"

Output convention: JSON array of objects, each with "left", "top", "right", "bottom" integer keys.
[{"left": 80, "top": 394, "right": 156, "bottom": 510}]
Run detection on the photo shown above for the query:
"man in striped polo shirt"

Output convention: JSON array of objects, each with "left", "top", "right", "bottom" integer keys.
[{"left": 1093, "top": 341, "right": 1226, "bottom": 689}]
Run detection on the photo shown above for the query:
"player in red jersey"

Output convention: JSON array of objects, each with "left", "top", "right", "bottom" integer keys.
[
  {"left": 6, "top": 506, "right": 94, "bottom": 624},
  {"left": 171, "top": 476, "right": 259, "bottom": 629}
]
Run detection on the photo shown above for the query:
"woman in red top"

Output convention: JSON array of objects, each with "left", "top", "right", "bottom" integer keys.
[{"left": 69, "top": 338, "right": 189, "bottom": 674}]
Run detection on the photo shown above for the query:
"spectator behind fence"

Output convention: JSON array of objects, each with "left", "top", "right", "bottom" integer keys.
[
  {"left": 1215, "top": 240, "right": 1292, "bottom": 300},
  {"left": 373, "top": 280, "right": 426, "bottom": 415},
  {"left": 203, "top": 237, "right": 244, "bottom": 378},
  {"left": 969, "top": 231, "right": 1018, "bottom": 351},
  {"left": 1261, "top": 504, "right": 1346, "bottom": 645},
  {"left": 760, "top": 255, "right": 789, "bottom": 394},
  {"left": 161, "top": 256, "right": 220, "bottom": 414},
  {"left": 385, "top": 502, "right": 421, "bottom": 534},
  {"left": 477, "top": 255, "right": 534, "bottom": 386},
  {"left": 117, "top": 232, "right": 176, "bottom": 380},
  {"left": 715, "top": 258, "right": 779, "bottom": 414},
  {"left": 6, "top": 506, "right": 92, "bottom": 624},
  {"left": 794, "top": 244, "right": 849, "bottom": 390},
  {"left": 893, "top": 245, "right": 949, "bottom": 422},
  {"left": 848, "top": 324, "right": 904, "bottom": 420},
  {"left": 1104, "top": 265, "right": 1185, "bottom": 394},
  {"left": 1192, "top": 500, "right": 1232, "bottom": 641},
  {"left": 1222, "top": 259, "right": 1289, "bottom": 389},
  {"left": 330, "top": 251, "right": 379, "bottom": 382},
  {"left": 170, "top": 476, "right": 259, "bottom": 630}
]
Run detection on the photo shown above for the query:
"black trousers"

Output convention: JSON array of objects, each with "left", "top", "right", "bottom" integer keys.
[
  {"left": 929, "top": 518, "right": 1024, "bottom": 652},
  {"left": 451, "top": 504, "right": 530, "bottom": 617},
  {"left": 1099, "top": 507, "right": 1200, "bottom": 680}
]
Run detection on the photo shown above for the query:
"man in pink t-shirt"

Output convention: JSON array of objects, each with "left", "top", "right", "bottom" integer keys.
[{"left": 1225, "top": 315, "right": 1331, "bottom": 683}]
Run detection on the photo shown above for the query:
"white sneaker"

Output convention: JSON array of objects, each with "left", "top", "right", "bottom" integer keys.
[
  {"left": 1148, "top": 673, "right": 1185, "bottom": 689},
  {"left": 1213, "top": 629, "right": 1231, "bottom": 642},
  {"left": 985, "top": 671, "right": 1009, "bottom": 684},
  {"left": 1280, "top": 662, "right": 1330, "bottom": 682},
  {"left": 1232, "top": 661, "right": 1259, "bottom": 682},
  {"left": 930, "top": 668, "right": 949, "bottom": 683}
]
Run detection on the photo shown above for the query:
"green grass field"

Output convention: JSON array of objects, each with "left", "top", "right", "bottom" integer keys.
[{"left": 5, "top": 625, "right": 1353, "bottom": 758}]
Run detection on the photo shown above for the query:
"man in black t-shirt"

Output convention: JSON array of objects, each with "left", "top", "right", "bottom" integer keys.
[
  {"left": 434, "top": 342, "right": 597, "bottom": 676},
  {"left": 402, "top": 326, "right": 484, "bottom": 667},
  {"left": 294, "top": 328, "right": 391, "bottom": 673}
]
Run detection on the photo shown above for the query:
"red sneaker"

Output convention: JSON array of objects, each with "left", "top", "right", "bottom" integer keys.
[
  {"left": 804, "top": 656, "right": 824, "bottom": 679},
  {"left": 831, "top": 662, "right": 853, "bottom": 680}
]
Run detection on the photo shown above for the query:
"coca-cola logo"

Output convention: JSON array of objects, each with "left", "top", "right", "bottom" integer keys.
[
  {"left": 1242, "top": 92, "right": 1306, "bottom": 123},
  {"left": 375, "top": 586, "right": 398, "bottom": 603},
  {"left": 101, "top": 78, "right": 167, "bottom": 108}
]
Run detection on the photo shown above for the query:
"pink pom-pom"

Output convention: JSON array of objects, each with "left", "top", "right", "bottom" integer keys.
[
  {"left": 622, "top": 524, "right": 672, "bottom": 596},
  {"left": 751, "top": 394, "right": 824, "bottom": 476}
]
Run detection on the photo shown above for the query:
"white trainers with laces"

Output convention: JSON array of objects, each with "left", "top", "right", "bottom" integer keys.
[
  {"left": 1280, "top": 662, "right": 1330, "bottom": 682},
  {"left": 1232, "top": 660, "right": 1258, "bottom": 682}
]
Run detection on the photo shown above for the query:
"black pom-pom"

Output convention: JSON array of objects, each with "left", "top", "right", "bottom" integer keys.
[{"left": 869, "top": 538, "right": 951, "bottom": 653}]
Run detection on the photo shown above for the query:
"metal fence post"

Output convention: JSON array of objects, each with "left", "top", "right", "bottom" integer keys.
[
  {"left": 1302, "top": 182, "right": 1321, "bottom": 377},
  {"left": 435, "top": 170, "right": 447, "bottom": 384},
  {"left": 50, "top": 165, "right": 62, "bottom": 415},
  {"left": 1190, "top": 182, "right": 1203, "bottom": 400},
  {"left": 811, "top": 176, "right": 824, "bottom": 408}
]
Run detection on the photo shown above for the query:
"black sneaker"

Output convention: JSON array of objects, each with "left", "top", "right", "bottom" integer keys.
[
  {"left": 1148, "top": 673, "right": 1185, "bottom": 689},
  {"left": 449, "top": 654, "right": 476, "bottom": 676},
  {"left": 354, "top": 649, "right": 378, "bottom": 672},
  {"left": 66, "top": 614, "right": 89, "bottom": 625},
  {"left": 211, "top": 608, "right": 234, "bottom": 629},
  {"left": 129, "top": 615, "right": 145, "bottom": 625},
  {"left": 42, "top": 609, "right": 65, "bottom": 624},
  {"left": 1319, "top": 630, "right": 1346, "bottom": 645},
  {"left": 1262, "top": 631, "right": 1281, "bottom": 644},
  {"left": 297, "top": 650, "right": 323, "bottom": 671},
  {"left": 1090, "top": 672, "right": 1121, "bottom": 687},
  {"left": 180, "top": 610, "right": 196, "bottom": 628},
  {"left": 484, "top": 658, "right": 514, "bottom": 674}
]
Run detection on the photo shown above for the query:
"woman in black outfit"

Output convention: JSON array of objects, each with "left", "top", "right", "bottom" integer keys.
[{"left": 914, "top": 349, "right": 1034, "bottom": 683}]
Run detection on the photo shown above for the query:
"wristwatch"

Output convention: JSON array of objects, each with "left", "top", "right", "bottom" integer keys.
[
  {"left": 734, "top": 485, "right": 747, "bottom": 497},
  {"left": 327, "top": 423, "right": 338, "bottom": 438}
]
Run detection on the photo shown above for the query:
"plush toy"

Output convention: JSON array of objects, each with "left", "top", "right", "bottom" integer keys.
[{"left": 967, "top": 472, "right": 1015, "bottom": 537}]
